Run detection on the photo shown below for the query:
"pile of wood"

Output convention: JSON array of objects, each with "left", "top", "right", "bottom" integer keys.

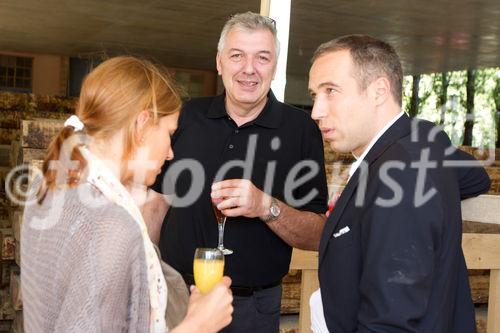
[
  {"left": 0, "top": 92, "right": 73, "bottom": 332},
  {"left": 5, "top": 119, "right": 65, "bottom": 332}
]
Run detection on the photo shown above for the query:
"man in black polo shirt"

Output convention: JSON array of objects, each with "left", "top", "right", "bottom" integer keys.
[{"left": 145, "top": 12, "right": 327, "bottom": 332}]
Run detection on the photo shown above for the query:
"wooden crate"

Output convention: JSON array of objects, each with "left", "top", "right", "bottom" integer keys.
[
  {"left": 0, "top": 230, "right": 14, "bottom": 261},
  {"left": 20, "top": 119, "right": 64, "bottom": 149}
]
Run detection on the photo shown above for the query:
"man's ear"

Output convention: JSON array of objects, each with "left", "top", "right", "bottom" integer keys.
[
  {"left": 372, "top": 76, "right": 391, "bottom": 106},
  {"left": 135, "top": 110, "right": 151, "bottom": 141},
  {"left": 216, "top": 52, "right": 222, "bottom": 75}
]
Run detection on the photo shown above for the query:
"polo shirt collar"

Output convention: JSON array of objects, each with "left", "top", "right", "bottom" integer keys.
[{"left": 206, "top": 90, "right": 282, "bottom": 129}]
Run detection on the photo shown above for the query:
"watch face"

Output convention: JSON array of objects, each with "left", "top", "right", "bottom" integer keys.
[{"left": 270, "top": 203, "right": 280, "bottom": 217}]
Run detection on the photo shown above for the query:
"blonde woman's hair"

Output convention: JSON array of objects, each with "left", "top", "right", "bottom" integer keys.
[{"left": 38, "top": 56, "right": 181, "bottom": 202}]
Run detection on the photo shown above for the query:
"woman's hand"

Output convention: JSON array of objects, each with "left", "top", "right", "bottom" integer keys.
[{"left": 172, "top": 276, "right": 233, "bottom": 333}]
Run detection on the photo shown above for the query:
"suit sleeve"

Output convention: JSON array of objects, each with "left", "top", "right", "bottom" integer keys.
[
  {"left": 447, "top": 148, "right": 491, "bottom": 199},
  {"left": 356, "top": 166, "right": 444, "bottom": 332},
  {"left": 418, "top": 121, "right": 490, "bottom": 199}
]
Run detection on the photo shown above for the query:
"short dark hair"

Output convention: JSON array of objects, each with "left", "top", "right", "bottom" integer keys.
[{"left": 312, "top": 35, "right": 403, "bottom": 105}]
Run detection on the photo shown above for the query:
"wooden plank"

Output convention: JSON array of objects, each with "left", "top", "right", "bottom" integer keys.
[
  {"left": 487, "top": 270, "right": 500, "bottom": 333},
  {"left": 20, "top": 118, "right": 64, "bottom": 149},
  {"left": 290, "top": 249, "right": 318, "bottom": 271},
  {"left": 463, "top": 234, "right": 500, "bottom": 270},
  {"left": 11, "top": 210, "right": 22, "bottom": 243},
  {"left": 9, "top": 270, "right": 21, "bottom": 311},
  {"left": 9, "top": 140, "right": 20, "bottom": 167},
  {"left": 298, "top": 270, "right": 319, "bottom": 333},
  {"left": 18, "top": 148, "right": 46, "bottom": 165},
  {"left": 463, "top": 221, "right": 500, "bottom": 234},
  {"left": 260, "top": 0, "right": 270, "bottom": 16},
  {"left": 14, "top": 241, "right": 20, "bottom": 267},
  {"left": 0, "top": 145, "right": 10, "bottom": 167},
  {"left": 461, "top": 195, "right": 500, "bottom": 225},
  {"left": 291, "top": 238, "right": 500, "bottom": 281}
]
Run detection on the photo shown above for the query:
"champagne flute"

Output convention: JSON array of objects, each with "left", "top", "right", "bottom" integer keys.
[
  {"left": 212, "top": 197, "right": 233, "bottom": 255},
  {"left": 193, "top": 248, "right": 224, "bottom": 294}
]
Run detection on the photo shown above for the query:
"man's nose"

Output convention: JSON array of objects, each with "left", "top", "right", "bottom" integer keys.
[
  {"left": 311, "top": 101, "right": 323, "bottom": 120},
  {"left": 243, "top": 58, "right": 256, "bottom": 74}
]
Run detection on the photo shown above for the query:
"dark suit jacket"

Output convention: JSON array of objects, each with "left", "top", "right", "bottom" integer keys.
[{"left": 319, "top": 115, "right": 490, "bottom": 333}]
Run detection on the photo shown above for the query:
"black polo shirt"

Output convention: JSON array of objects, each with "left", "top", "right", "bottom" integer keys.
[{"left": 152, "top": 91, "right": 327, "bottom": 287}]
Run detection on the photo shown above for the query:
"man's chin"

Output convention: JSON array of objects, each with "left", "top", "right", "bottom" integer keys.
[{"left": 329, "top": 142, "right": 349, "bottom": 154}]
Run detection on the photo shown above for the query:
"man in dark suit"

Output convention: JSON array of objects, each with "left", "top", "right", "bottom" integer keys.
[{"left": 308, "top": 35, "right": 490, "bottom": 332}]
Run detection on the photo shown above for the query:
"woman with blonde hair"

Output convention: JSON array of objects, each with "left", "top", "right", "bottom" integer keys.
[{"left": 21, "top": 56, "right": 233, "bottom": 332}]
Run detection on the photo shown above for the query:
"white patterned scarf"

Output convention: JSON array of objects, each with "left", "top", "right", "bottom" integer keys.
[{"left": 80, "top": 147, "right": 168, "bottom": 332}]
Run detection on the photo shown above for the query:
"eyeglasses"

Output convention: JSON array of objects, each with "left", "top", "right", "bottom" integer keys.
[{"left": 265, "top": 16, "right": 276, "bottom": 28}]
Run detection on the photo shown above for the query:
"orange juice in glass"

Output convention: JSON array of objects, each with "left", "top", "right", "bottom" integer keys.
[{"left": 193, "top": 248, "right": 224, "bottom": 294}]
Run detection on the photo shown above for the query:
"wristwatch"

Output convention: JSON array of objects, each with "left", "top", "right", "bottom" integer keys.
[{"left": 262, "top": 197, "right": 281, "bottom": 223}]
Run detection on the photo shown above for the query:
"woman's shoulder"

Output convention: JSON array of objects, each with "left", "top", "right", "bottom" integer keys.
[{"left": 24, "top": 183, "right": 143, "bottom": 242}]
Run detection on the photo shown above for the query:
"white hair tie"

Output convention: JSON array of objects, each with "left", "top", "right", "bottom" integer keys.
[{"left": 64, "top": 115, "right": 85, "bottom": 131}]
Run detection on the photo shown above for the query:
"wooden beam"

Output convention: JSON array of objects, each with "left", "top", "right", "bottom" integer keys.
[
  {"left": 290, "top": 249, "right": 318, "bottom": 270},
  {"left": 299, "top": 270, "right": 319, "bottom": 333},
  {"left": 291, "top": 234, "right": 500, "bottom": 271},
  {"left": 462, "top": 195, "right": 500, "bottom": 225},
  {"left": 487, "top": 270, "right": 500, "bottom": 333},
  {"left": 260, "top": 0, "right": 270, "bottom": 16},
  {"left": 463, "top": 234, "right": 500, "bottom": 269}
]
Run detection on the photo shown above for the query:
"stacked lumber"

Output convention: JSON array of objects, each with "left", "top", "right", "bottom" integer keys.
[
  {"left": 0, "top": 92, "right": 75, "bottom": 331},
  {"left": 3, "top": 118, "right": 66, "bottom": 332}
]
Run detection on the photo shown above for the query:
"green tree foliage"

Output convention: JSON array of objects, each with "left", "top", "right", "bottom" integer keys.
[{"left": 402, "top": 67, "right": 499, "bottom": 148}]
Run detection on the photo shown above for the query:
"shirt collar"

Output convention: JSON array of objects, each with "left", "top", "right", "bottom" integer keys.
[
  {"left": 348, "top": 111, "right": 405, "bottom": 179},
  {"left": 206, "top": 90, "right": 282, "bottom": 129}
]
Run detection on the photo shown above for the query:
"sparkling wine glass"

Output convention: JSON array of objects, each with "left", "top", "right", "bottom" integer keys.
[
  {"left": 193, "top": 248, "right": 224, "bottom": 294},
  {"left": 212, "top": 198, "right": 233, "bottom": 255}
]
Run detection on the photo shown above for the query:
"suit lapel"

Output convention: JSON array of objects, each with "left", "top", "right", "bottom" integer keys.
[
  {"left": 319, "top": 115, "right": 412, "bottom": 264},
  {"left": 319, "top": 168, "right": 361, "bottom": 263}
]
